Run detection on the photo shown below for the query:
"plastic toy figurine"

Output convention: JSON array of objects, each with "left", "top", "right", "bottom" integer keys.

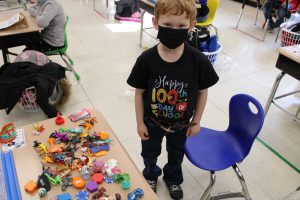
[
  {"left": 57, "top": 193, "right": 72, "bottom": 200},
  {"left": 32, "top": 130, "right": 40, "bottom": 136},
  {"left": 38, "top": 188, "right": 47, "bottom": 197},
  {"left": 61, "top": 174, "right": 73, "bottom": 191},
  {"left": 33, "top": 122, "right": 45, "bottom": 132},
  {"left": 50, "top": 131, "right": 69, "bottom": 142},
  {"left": 113, "top": 173, "right": 130, "bottom": 190},
  {"left": 89, "top": 160, "right": 104, "bottom": 176},
  {"left": 76, "top": 190, "right": 89, "bottom": 200},
  {"left": 45, "top": 173, "right": 62, "bottom": 186},
  {"left": 113, "top": 173, "right": 129, "bottom": 183},
  {"left": 55, "top": 112, "right": 65, "bottom": 125},
  {"left": 73, "top": 176, "right": 85, "bottom": 189},
  {"left": 98, "top": 132, "right": 109, "bottom": 140},
  {"left": 33, "top": 141, "right": 48, "bottom": 155},
  {"left": 24, "top": 180, "right": 37, "bottom": 194},
  {"left": 37, "top": 174, "right": 51, "bottom": 191},
  {"left": 86, "top": 181, "right": 98, "bottom": 193},
  {"left": 67, "top": 127, "right": 83, "bottom": 135},
  {"left": 91, "top": 187, "right": 107, "bottom": 200},
  {"left": 92, "top": 173, "right": 104, "bottom": 184},
  {"left": 127, "top": 188, "right": 144, "bottom": 200},
  {"left": 80, "top": 165, "right": 91, "bottom": 180},
  {"left": 79, "top": 117, "right": 97, "bottom": 137},
  {"left": 121, "top": 179, "right": 130, "bottom": 190},
  {"left": 0, "top": 122, "right": 17, "bottom": 144}
]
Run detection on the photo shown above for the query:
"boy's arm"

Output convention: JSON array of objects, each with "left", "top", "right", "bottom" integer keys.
[
  {"left": 186, "top": 89, "right": 208, "bottom": 136},
  {"left": 135, "top": 89, "right": 149, "bottom": 140},
  {"left": 36, "top": 4, "right": 56, "bottom": 28},
  {"left": 28, "top": 5, "right": 41, "bottom": 17}
]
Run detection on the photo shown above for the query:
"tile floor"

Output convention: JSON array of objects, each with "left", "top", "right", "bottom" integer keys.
[{"left": 1, "top": 0, "right": 300, "bottom": 199}]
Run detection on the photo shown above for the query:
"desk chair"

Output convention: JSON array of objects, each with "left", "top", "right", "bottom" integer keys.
[
  {"left": 44, "top": 16, "right": 80, "bottom": 81},
  {"left": 185, "top": 94, "right": 264, "bottom": 200},
  {"left": 196, "top": 0, "right": 219, "bottom": 37},
  {"left": 235, "top": 0, "right": 274, "bottom": 41}
]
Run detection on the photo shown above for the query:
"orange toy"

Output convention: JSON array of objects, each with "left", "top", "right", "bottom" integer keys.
[
  {"left": 99, "top": 132, "right": 109, "bottom": 140},
  {"left": 24, "top": 180, "right": 37, "bottom": 194},
  {"left": 73, "top": 176, "right": 85, "bottom": 189}
]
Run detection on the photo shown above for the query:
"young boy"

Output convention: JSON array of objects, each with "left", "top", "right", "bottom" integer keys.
[
  {"left": 27, "top": 0, "right": 65, "bottom": 52},
  {"left": 127, "top": 0, "right": 219, "bottom": 199}
]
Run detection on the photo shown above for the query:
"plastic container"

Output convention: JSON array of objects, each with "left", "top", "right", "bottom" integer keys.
[
  {"left": 18, "top": 86, "right": 41, "bottom": 112},
  {"left": 280, "top": 27, "right": 300, "bottom": 47},
  {"left": 202, "top": 43, "right": 222, "bottom": 65}
]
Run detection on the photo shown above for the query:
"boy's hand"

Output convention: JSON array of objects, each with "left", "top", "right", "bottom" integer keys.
[
  {"left": 137, "top": 123, "right": 149, "bottom": 140},
  {"left": 186, "top": 125, "right": 200, "bottom": 137}
]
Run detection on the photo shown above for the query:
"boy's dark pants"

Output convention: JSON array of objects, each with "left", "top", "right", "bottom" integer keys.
[{"left": 141, "top": 119, "right": 187, "bottom": 185}]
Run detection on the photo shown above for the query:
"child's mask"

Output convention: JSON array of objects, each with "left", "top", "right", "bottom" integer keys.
[{"left": 157, "top": 26, "right": 189, "bottom": 49}]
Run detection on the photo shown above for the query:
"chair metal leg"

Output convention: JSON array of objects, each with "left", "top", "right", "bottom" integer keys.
[
  {"left": 236, "top": 0, "right": 247, "bottom": 28},
  {"left": 200, "top": 171, "right": 216, "bottom": 200},
  {"left": 205, "top": 165, "right": 251, "bottom": 200},
  {"left": 296, "top": 107, "right": 300, "bottom": 118},
  {"left": 275, "top": 27, "right": 281, "bottom": 43},
  {"left": 211, "top": 25, "right": 219, "bottom": 39},
  {"left": 254, "top": 0, "right": 263, "bottom": 25},
  {"left": 60, "top": 53, "right": 80, "bottom": 80},
  {"left": 264, "top": 71, "right": 285, "bottom": 116},
  {"left": 140, "top": 10, "right": 145, "bottom": 48},
  {"left": 232, "top": 164, "right": 251, "bottom": 200}
]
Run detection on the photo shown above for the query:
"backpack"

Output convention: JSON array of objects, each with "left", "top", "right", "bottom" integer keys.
[{"left": 115, "top": 0, "right": 141, "bottom": 22}]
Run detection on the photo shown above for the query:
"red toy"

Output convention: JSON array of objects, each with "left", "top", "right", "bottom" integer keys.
[
  {"left": 0, "top": 123, "right": 17, "bottom": 144},
  {"left": 55, "top": 113, "right": 65, "bottom": 125}
]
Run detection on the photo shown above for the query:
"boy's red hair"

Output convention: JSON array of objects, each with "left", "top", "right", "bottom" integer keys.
[{"left": 154, "top": 0, "right": 197, "bottom": 22}]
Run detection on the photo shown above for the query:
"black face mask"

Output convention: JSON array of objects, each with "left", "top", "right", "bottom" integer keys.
[{"left": 157, "top": 26, "right": 189, "bottom": 49}]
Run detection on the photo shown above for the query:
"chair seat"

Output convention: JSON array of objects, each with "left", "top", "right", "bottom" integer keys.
[{"left": 185, "top": 127, "right": 245, "bottom": 171}]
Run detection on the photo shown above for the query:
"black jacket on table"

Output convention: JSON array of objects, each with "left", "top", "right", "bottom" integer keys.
[{"left": 0, "top": 62, "right": 66, "bottom": 118}]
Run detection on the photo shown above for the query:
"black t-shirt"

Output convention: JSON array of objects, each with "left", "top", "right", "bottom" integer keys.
[{"left": 127, "top": 43, "right": 219, "bottom": 125}]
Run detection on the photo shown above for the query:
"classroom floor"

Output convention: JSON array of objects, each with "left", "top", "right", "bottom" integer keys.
[{"left": 1, "top": 0, "right": 300, "bottom": 199}]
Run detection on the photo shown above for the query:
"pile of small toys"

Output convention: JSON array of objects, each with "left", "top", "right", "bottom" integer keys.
[{"left": 24, "top": 113, "right": 144, "bottom": 200}]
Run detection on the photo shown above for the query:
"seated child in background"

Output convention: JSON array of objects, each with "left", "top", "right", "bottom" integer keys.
[
  {"left": 263, "top": 0, "right": 299, "bottom": 31},
  {"left": 27, "top": 0, "right": 65, "bottom": 52}
]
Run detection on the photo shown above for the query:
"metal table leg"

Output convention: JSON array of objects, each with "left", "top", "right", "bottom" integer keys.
[
  {"left": 264, "top": 71, "right": 286, "bottom": 116},
  {"left": 2, "top": 49, "right": 10, "bottom": 64}
]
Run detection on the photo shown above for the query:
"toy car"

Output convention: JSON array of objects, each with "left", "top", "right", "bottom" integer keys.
[{"left": 127, "top": 188, "right": 144, "bottom": 200}]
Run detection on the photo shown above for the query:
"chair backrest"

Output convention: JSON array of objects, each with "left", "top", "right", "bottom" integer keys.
[
  {"left": 44, "top": 15, "right": 69, "bottom": 55},
  {"left": 227, "top": 94, "right": 264, "bottom": 155},
  {"left": 61, "top": 15, "right": 69, "bottom": 53},
  {"left": 196, "top": 0, "right": 219, "bottom": 26}
]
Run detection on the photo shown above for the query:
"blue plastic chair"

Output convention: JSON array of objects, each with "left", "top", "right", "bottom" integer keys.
[{"left": 185, "top": 94, "right": 264, "bottom": 200}]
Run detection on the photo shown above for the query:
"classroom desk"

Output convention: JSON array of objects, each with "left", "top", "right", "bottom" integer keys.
[
  {"left": 0, "top": 10, "right": 42, "bottom": 63},
  {"left": 264, "top": 45, "right": 300, "bottom": 122},
  {"left": 9, "top": 109, "right": 157, "bottom": 199}
]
